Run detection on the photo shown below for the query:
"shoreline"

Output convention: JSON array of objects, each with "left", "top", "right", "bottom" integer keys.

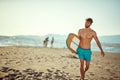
[
  {"left": 0, "top": 46, "right": 120, "bottom": 80},
  {"left": 0, "top": 46, "right": 120, "bottom": 54}
]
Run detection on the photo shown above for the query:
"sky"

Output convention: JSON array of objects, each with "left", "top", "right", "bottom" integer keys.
[{"left": 0, "top": 0, "right": 120, "bottom": 36}]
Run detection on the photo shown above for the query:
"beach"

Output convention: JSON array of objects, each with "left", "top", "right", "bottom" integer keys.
[{"left": 0, "top": 46, "right": 120, "bottom": 80}]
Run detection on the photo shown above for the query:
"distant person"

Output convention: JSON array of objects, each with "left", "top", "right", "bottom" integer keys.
[
  {"left": 43, "top": 37, "right": 49, "bottom": 47},
  {"left": 77, "top": 18, "right": 105, "bottom": 80},
  {"left": 51, "top": 37, "right": 54, "bottom": 48}
]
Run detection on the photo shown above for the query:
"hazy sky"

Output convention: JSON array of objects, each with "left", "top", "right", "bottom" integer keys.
[{"left": 0, "top": 0, "right": 120, "bottom": 36}]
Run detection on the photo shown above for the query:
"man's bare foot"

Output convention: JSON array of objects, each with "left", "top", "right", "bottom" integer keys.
[
  {"left": 81, "top": 76, "right": 84, "bottom": 80},
  {"left": 81, "top": 74, "right": 85, "bottom": 80},
  {"left": 80, "top": 78, "right": 84, "bottom": 80}
]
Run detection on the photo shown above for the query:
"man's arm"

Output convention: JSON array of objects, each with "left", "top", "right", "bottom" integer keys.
[
  {"left": 93, "top": 32, "right": 105, "bottom": 57},
  {"left": 78, "top": 29, "right": 81, "bottom": 39}
]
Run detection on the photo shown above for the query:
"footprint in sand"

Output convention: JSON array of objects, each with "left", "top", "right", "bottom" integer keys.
[{"left": 0, "top": 67, "right": 76, "bottom": 80}]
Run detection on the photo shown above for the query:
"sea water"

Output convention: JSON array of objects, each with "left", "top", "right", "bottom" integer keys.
[{"left": 0, "top": 34, "right": 120, "bottom": 53}]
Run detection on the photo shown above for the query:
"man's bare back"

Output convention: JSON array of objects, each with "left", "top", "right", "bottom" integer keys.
[{"left": 78, "top": 28, "right": 96, "bottom": 49}]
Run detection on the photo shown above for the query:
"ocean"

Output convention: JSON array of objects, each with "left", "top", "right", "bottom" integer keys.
[{"left": 0, "top": 34, "right": 120, "bottom": 53}]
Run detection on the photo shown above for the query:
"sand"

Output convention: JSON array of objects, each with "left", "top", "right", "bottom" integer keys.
[{"left": 0, "top": 46, "right": 120, "bottom": 80}]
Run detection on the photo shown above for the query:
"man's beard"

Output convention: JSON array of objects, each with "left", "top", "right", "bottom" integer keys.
[{"left": 85, "top": 25, "right": 90, "bottom": 28}]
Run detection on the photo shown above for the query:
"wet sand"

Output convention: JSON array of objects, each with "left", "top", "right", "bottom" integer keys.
[{"left": 0, "top": 46, "right": 120, "bottom": 80}]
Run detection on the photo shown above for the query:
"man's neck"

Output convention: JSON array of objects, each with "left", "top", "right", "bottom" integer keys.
[{"left": 85, "top": 27, "right": 90, "bottom": 29}]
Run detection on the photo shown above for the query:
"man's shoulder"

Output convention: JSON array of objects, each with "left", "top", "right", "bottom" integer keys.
[
  {"left": 79, "top": 28, "right": 84, "bottom": 31},
  {"left": 90, "top": 29, "right": 97, "bottom": 36},
  {"left": 90, "top": 29, "right": 96, "bottom": 33}
]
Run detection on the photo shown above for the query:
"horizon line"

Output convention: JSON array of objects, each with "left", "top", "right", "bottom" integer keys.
[{"left": 0, "top": 33, "right": 120, "bottom": 37}]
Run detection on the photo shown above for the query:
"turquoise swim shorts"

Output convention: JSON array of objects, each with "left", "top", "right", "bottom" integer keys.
[{"left": 77, "top": 47, "right": 92, "bottom": 62}]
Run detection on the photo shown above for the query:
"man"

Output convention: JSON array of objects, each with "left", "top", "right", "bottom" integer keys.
[
  {"left": 77, "top": 18, "right": 105, "bottom": 80},
  {"left": 43, "top": 37, "right": 49, "bottom": 47},
  {"left": 51, "top": 37, "right": 54, "bottom": 48}
]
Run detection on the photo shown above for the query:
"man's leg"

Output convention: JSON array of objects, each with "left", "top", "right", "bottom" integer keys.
[
  {"left": 84, "top": 50, "right": 91, "bottom": 74},
  {"left": 80, "top": 60, "right": 85, "bottom": 80},
  {"left": 85, "top": 62, "right": 90, "bottom": 72},
  {"left": 84, "top": 62, "right": 90, "bottom": 75}
]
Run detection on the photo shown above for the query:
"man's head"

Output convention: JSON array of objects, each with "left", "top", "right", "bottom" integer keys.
[{"left": 85, "top": 18, "right": 93, "bottom": 28}]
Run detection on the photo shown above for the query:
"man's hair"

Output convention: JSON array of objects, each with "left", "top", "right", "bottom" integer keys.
[{"left": 86, "top": 18, "right": 93, "bottom": 23}]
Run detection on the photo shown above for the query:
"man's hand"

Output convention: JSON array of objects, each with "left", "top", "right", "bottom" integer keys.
[{"left": 101, "top": 51, "right": 105, "bottom": 57}]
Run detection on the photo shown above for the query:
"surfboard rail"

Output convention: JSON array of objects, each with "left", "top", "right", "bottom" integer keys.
[{"left": 66, "top": 33, "right": 80, "bottom": 54}]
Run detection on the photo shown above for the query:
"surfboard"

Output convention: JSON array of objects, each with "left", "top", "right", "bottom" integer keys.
[{"left": 66, "top": 33, "right": 80, "bottom": 54}]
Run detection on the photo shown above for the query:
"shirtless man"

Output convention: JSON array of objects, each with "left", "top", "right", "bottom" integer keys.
[{"left": 77, "top": 18, "right": 105, "bottom": 80}]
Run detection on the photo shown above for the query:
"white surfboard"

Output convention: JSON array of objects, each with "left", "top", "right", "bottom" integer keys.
[{"left": 66, "top": 33, "right": 80, "bottom": 54}]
